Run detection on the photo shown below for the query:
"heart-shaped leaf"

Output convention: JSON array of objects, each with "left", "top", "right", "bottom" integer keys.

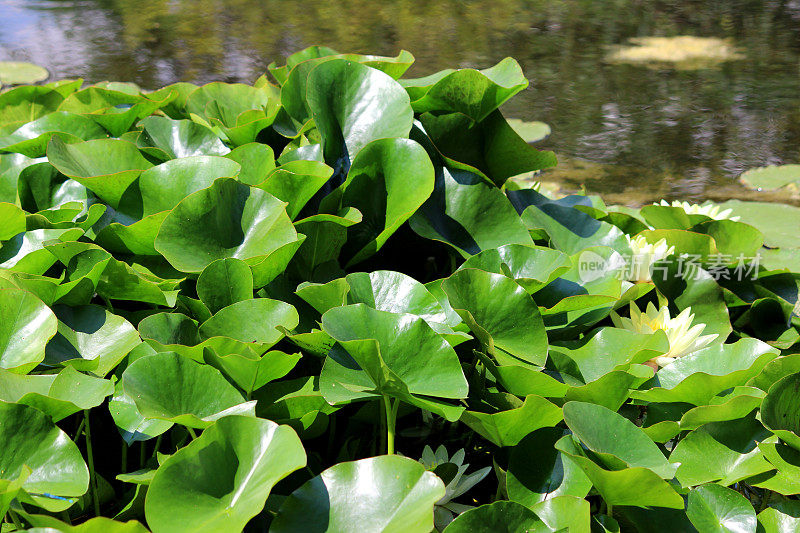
[
  {"left": 0, "top": 287, "right": 57, "bottom": 373},
  {"left": 442, "top": 500, "right": 551, "bottom": 533},
  {"left": 137, "top": 115, "right": 229, "bottom": 159},
  {"left": 138, "top": 155, "right": 241, "bottom": 216},
  {"left": 196, "top": 258, "right": 254, "bottom": 314},
  {"left": 44, "top": 304, "right": 141, "bottom": 376},
  {"left": 761, "top": 372, "right": 800, "bottom": 451},
  {"left": 46, "top": 136, "right": 153, "bottom": 208},
  {"left": 0, "top": 111, "right": 107, "bottom": 158},
  {"left": 631, "top": 338, "right": 779, "bottom": 406},
  {"left": 563, "top": 401, "right": 679, "bottom": 479},
  {"left": 154, "top": 178, "right": 301, "bottom": 274},
  {"left": 555, "top": 434, "right": 684, "bottom": 509},
  {"left": 670, "top": 413, "right": 772, "bottom": 487},
  {"left": 443, "top": 268, "right": 548, "bottom": 366},
  {"left": 0, "top": 401, "right": 89, "bottom": 511},
  {"left": 461, "top": 394, "right": 562, "bottom": 447},
  {"left": 401, "top": 57, "right": 528, "bottom": 122},
  {"left": 459, "top": 244, "right": 571, "bottom": 294},
  {"left": 306, "top": 60, "right": 414, "bottom": 163},
  {"left": 506, "top": 428, "right": 592, "bottom": 507},
  {"left": 0, "top": 366, "right": 113, "bottom": 421},
  {"left": 686, "top": 483, "right": 756, "bottom": 533},
  {"left": 146, "top": 416, "right": 306, "bottom": 533},
  {"left": 334, "top": 137, "right": 434, "bottom": 265},
  {"left": 319, "top": 304, "right": 468, "bottom": 421},
  {"left": 198, "top": 297, "right": 298, "bottom": 347},
  {"left": 271, "top": 455, "right": 444, "bottom": 533},
  {"left": 120, "top": 352, "right": 255, "bottom": 429}
]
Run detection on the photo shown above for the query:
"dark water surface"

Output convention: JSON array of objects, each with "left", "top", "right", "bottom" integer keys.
[{"left": 2, "top": 0, "right": 799, "bottom": 204}]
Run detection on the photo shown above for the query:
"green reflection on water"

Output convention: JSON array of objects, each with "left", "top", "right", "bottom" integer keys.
[{"left": 1, "top": 0, "right": 799, "bottom": 205}]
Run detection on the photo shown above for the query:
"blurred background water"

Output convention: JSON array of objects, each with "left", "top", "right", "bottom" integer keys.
[{"left": 1, "top": 0, "right": 799, "bottom": 204}]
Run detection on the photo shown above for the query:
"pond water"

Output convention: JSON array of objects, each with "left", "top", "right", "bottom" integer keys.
[{"left": 1, "top": 0, "right": 799, "bottom": 205}]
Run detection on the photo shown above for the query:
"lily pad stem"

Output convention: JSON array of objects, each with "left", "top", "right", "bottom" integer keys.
[
  {"left": 8, "top": 510, "right": 23, "bottom": 529},
  {"left": 188, "top": 427, "right": 198, "bottom": 440},
  {"left": 383, "top": 397, "right": 399, "bottom": 455},
  {"left": 151, "top": 434, "right": 163, "bottom": 459},
  {"left": 84, "top": 410, "right": 101, "bottom": 516},
  {"left": 72, "top": 418, "right": 85, "bottom": 442},
  {"left": 759, "top": 490, "right": 771, "bottom": 512}
]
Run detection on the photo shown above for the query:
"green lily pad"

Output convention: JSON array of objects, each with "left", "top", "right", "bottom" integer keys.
[
  {"left": 137, "top": 155, "right": 241, "bottom": 216},
  {"left": 137, "top": 115, "right": 229, "bottom": 159},
  {"left": 146, "top": 416, "right": 306, "bottom": 533},
  {"left": 306, "top": 60, "right": 414, "bottom": 163},
  {"left": 0, "top": 227, "right": 83, "bottom": 275},
  {"left": 17, "top": 515, "right": 149, "bottom": 532},
  {"left": 670, "top": 413, "right": 773, "bottom": 487},
  {"left": 319, "top": 304, "right": 468, "bottom": 421},
  {"left": 46, "top": 136, "right": 153, "bottom": 208},
  {"left": 203, "top": 348, "right": 300, "bottom": 396},
  {"left": 419, "top": 110, "right": 556, "bottom": 187},
  {"left": 720, "top": 200, "right": 800, "bottom": 251},
  {"left": 333, "top": 137, "right": 435, "bottom": 266},
  {"left": 555, "top": 434, "right": 684, "bottom": 509},
  {"left": 120, "top": 352, "right": 256, "bottom": 429},
  {"left": 443, "top": 500, "right": 552, "bottom": 532},
  {"left": 196, "top": 258, "right": 254, "bottom": 314},
  {"left": 0, "top": 287, "right": 57, "bottom": 373},
  {"left": 679, "top": 387, "right": 765, "bottom": 430},
  {"left": 686, "top": 483, "right": 756, "bottom": 533},
  {"left": 459, "top": 244, "right": 572, "bottom": 294},
  {"left": 0, "top": 61, "right": 49, "bottom": 85},
  {"left": 0, "top": 202, "right": 26, "bottom": 240},
  {"left": 44, "top": 304, "right": 141, "bottom": 377},
  {"left": 754, "top": 438, "right": 800, "bottom": 495},
  {"left": 271, "top": 455, "right": 444, "bottom": 533},
  {"left": 410, "top": 163, "right": 534, "bottom": 257},
  {"left": 507, "top": 119, "right": 552, "bottom": 143},
  {"left": 58, "top": 86, "right": 176, "bottom": 136},
  {"left": 757, "top": 499, "right": 800, "bottom": 533},
  {"left": 154, "top": 178, "right": 301, "bottom": 274},
  {"left": 519, "top": 193, "right": 629, "bottom": 256},
  {"left": 0, "top": 87, "right": 63, "bottom": 132},
  {"left": 225, "top": 142, "right": 276, "bottom": 186},
  {"left": 443, "top": 268, "right": 548, "bottom": 366},
  {"left": 739, "top": 165, "right": 800, "bottom": 193},
  {"left": 0, "top": 366, "right": 113, "bottom": 421},
  {"left": 506, "top": 428, "right": 592, "bottom": 507},
  {"left": 551, "top": 327, "right": 669, "bottom": 383},
  {"left": 0, "top": 401, "right": 88, "bottom": 512},
  {"left": 631, "top": 338, "right": 778, "bottom": 406},
  {"left": 461, "top": 394, "right": 563, "bottom": 447},
  {"left": 761, "top": 372, "right": 800, "bottom": 451},
  {"left": 563, "top": 401, "right": 679, "bottom": 479},
  {"left": 297, "top": 270, "right": 466, "bottom": 345},
  {"left": 198, "top": 297, "right": 298, "bottom": 347},
  {"left": 401, "top": 57, "right": 528, "bottom": 122},
  {"left": 108, "top": 381, "right": 173, "bottom": 445},
  {"left": 257, "top": 160, "right": 332, "bottom": 219},
  {"left": 0, "top": 111, "right": 107, "bottom": 158}
]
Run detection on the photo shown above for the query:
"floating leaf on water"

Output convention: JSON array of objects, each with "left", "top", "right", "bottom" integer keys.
[
  {"left": 606, "top": 36, "right": 743, "bottom": 69},
  {"left": 0, "top": 61, "right": 49, "bottom": 86}
]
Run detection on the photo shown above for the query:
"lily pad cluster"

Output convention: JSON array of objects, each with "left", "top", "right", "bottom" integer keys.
[{"left": 0, "top": 46, "right": 799, "bottom": 532}]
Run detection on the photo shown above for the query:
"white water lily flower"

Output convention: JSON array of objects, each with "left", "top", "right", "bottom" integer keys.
[
  {"left": 626, "top": 234, "right": 675, "bottom": 282},
  {"left": 657, "top": 199, "right": 740, "bottom": 221},
  {"left": 612, "top": 302, "right": 718, "bottom": 369}
]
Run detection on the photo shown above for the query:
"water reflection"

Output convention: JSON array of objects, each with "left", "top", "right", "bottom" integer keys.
[{"left": 1, "top": 0, "right": 799, "bottom": 204}]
